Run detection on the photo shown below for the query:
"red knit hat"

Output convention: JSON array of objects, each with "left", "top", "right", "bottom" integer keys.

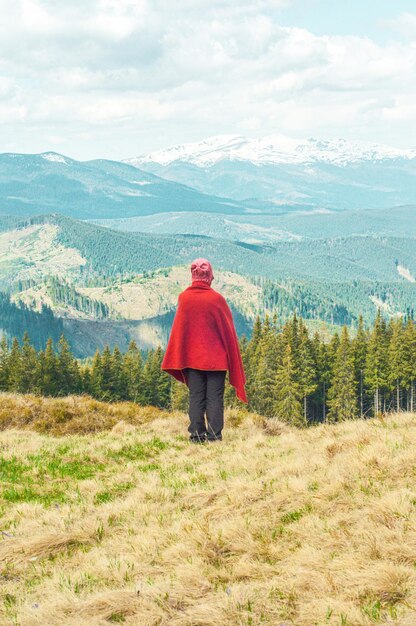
[{"left": 190, "top": 258, "right": 214, "bottom": 285}]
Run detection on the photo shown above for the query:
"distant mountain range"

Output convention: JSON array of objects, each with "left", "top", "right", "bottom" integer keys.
[
  {"left": 0, "top": 151, "right": 246, "bottom": 219},
  {"left": 126, "top": 134, "right": 416, "bottom": 210},
  {"left": 128, "top": 134, "right": 416, "bottom": 167}
]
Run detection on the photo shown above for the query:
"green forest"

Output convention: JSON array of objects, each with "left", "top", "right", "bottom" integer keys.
[
  {"left": 0, "top": 292, "right": 63, "bottom": 350},
  {"left": 1, "top": 311, "right": 415, "bottom": 426}
]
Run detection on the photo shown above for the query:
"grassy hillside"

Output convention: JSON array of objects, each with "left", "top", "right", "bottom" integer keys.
[{"left": 1, "top": 393, "right": 416, "bottom": 625}]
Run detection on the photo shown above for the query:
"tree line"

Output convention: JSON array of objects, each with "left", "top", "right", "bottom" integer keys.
[
  {"left": 244, "top": 311, "right": 416, "bottom": 426},
  {"left": 0, "top": 311, "right": 415, "bottom": 426},
  {"left": 0, "top": 292, "right": 63, "bottom": 350}
]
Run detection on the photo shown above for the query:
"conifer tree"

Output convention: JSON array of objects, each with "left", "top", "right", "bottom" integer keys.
[
  {"left": 296, "top": 320, "right": 317, "bottom": 422},
  {"left": 313, "top": 333, "right": 331, "bottom": 422},
  {"left": 40, "top": 337, "right": 59, "bottom": 396},
  {"left": 273, "top": 344, "right": 304, "bottom": 427},
  {"left": 365, "top": 310, "right": 388, "bottom": 416},
  {"left": 0, "top": 336, "right": 10, "bottom": 390},
  {"left": 81, "top": 365, "right": 93, "bottom": 396},
  {"left": 282, "top": 312, "right": 300, "bottom": 356},
  {"left": 352, "top": 315, "right": 368, "bottom": 417},
  {"left": 153, "top": 345, "right": 171, "bottom": 408},
  {"left": 403, "top": 319, "right": 416, "bottom": 411},
  {"left": 388, "top": 318, "right": 406, "bottom": 411},
  {"left": 171, "top": 377, "right": 190, "bottom": 411},
  {"left": 141, "top": 349, "right": 156, "bottom": 405},
  {"left": 327, "top": 326, "right": 358, "bottom": 422},
  {"left": 99, "top": 345, "right": 113, "bottom": 400},
  {"left": 56, "top": 335, "right": 79, "bottom": 396},
  {"left": 328, "top": 332, "right": 340, "bottom": 369},
  {"left": 7, "top": 337, "right": 21, "bottom": 392},
  {"left": 254, "top": 315, "right": 279, "bottom": 416},
  {"left": 123, "top": 340, "right": 144, "bottom": 403},
  {"left": 244, "top": 315, "right": 262, "bottom": 407},
  {"left": 91, "top": 350, "right": 103, "bottom": 399},
  {"left": 110, "top": 345, "right": 127, "bottom": 400},
  {"left": 18, "top": 331, "right": 38, "bottom": 393}
]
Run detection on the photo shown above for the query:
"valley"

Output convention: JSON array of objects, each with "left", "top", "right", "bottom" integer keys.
[{"left": 0, "top": 138, "right": 415, "bottom": 357}]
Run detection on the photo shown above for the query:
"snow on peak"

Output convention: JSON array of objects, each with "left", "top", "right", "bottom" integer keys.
[
  {"left": 40, "top": 152, "right": 69, "bottom": 164},
  {"left": 129, "top": 135, "right": 247, "bottom": 167},
  {"left": 126, "top": 134, "right": 416, "bottom": 168}
]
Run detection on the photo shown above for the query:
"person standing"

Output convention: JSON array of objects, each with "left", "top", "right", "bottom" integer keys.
[{"left": 161, "top": 258, "right": 248, "bottom": 442}]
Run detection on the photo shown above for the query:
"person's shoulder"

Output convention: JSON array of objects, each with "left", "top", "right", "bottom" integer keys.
[
  {"left": 209, "top": 287, "right": 225, "bottom": 300},
  {"left": 209, "top": 289, "right": 231, "bottom": 310}
]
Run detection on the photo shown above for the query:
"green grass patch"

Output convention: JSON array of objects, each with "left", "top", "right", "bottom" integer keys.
[
  {"left": 94, "top": 481, "right": 136, "bottom": 505},
  {"left": 0, "top": 457, "right": 31, "bottom": 483},
  {"left": 107, "top": 437, "right": 168, "bottom": 462},
  {"left": 2, "top": 485, "right": 68, "bottom": 506},
  {"left": 280, "top": 504, "right": 312, "bottom": 525}
]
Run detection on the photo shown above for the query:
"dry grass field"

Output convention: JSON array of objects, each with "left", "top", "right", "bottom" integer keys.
[{"left": 1, "top": 393, "right": 416, "bottom": 625}]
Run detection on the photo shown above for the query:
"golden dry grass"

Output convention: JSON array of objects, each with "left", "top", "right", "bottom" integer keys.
[{"left": 1, "top": 392, "right": 416, "bottom": 625}]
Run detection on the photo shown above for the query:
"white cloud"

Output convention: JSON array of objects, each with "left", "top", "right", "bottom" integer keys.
[
  {"left": 0, "top": 0, "right": 415, "bottom": 158},
  {"left": 382, "top": 12, "right": 416, "bottom": 40}
]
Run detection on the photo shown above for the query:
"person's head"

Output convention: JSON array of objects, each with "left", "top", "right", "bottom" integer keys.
[{"left": 190, "top": 258, "right": 214, "bottom": 286}]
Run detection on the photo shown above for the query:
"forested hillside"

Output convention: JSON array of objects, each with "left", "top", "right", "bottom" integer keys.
[
  {"left": 1, "top": 212, "right": 415, "bottom": 354},
  {"left": 2, "top": 312, "right": 415, "bottom": 424},
  {"left": 94, "top": 204, "right": 416, "bottom": 245},
  {"left": 0, "top": 293, "right": 63, "bottom": 349}
]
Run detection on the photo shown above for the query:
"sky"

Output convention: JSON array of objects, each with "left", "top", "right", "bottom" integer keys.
[{"left": 0, "top": 0, "right": 416, "bottom": 160}]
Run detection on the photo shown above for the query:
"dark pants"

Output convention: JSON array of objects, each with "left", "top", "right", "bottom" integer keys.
[{"left": 184, "top": 368, "right": 227, "bottom": 441}]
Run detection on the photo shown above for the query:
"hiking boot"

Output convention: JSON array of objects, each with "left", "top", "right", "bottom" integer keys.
[{"left": 189, "top": 432, "right": 207, "bottom": 444}]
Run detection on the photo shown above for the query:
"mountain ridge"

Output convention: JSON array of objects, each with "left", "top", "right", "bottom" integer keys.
[
  {"left": 0, "top": 151, "right": 248, "bottom": 219},
  {"left": 127, "top": 133, "right": 416, "bottom": 167}
]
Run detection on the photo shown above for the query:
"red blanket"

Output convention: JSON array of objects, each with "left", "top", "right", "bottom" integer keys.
[{"left": 161, "top": 280, "right": 248, "bottom": 403}]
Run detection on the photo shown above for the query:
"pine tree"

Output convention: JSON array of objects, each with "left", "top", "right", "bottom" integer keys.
[
  {"left": 365, "top": 310, "right": 389, "bottom": 416},
  {"left": 141, "top": 349, "right": 156, "bottom": 405},
  {"left": 313, "top": 333, "right": 331, "bottom": 422},
  {"left": 154, "top": 345, "right": 171, "bottom": 408},
  {"left": 244, "top": 315, "right": 262, "bottom": 408},
  {"left": 110, "top": 345, "right": 127, "bottom": 400},
  {"left": 403, "top": 319, "right": 416, "bottom": 412},
  {"left": 352, "top": 315, "right": 368, "bottom": 417},
  {"left": 273, "top": 344, "right": 304, "bottom": 427},
  {"left": 123, "top": 340, "right": 144, "bottom": 403},
  {"left": 40, "top": 337, "right": 59, "bottom": 396},
  {"left": 327, "top": 326, "right": 358, "bottom": 422},
  {"left": 296, "top": 320, "right": 317, "bottom": 423},
  {"left": 18, "top": 331, "right": 38, "bottom": 393},
  {"left": 91, "top": 350, "right": 103, "bottom": 399},
  {"left": 99, "top": 345, "right": 113, "bottom": 401},
  {"left": 388, "top": 318, "right": 406, "bottom": 411},
  {"left": 171, "top": 377, "right": 190, "bottom": 411},
  {"left": 0, "top": 336, "right": 10, "bottom": 390},
  {"left": 7, "top": 337, "right": 21, "bottom": 392},
  {"left": 81, "top": 366, "right": 92, "bottom": 396},
  {"left": 56, "top": 335, "right": 78, "bottom": 396},
  {"left": 253, "top": 315, "right": 279, "bottom": 416}
]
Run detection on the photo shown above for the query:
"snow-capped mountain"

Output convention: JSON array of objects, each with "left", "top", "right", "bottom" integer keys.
[
  {"left": 126, "top": 134, "right": 416, "bottom": 168},
  {"left": 125, "top": 134, "right": 416, "bottom": 211}
]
